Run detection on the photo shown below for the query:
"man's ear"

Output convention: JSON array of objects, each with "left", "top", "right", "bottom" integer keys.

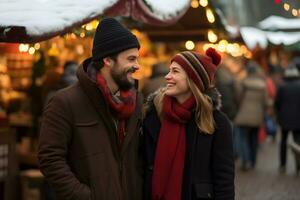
[{"left": 103, "top": 57, "right": 112, "bottom": 67}]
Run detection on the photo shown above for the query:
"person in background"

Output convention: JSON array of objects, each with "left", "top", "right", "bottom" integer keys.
[
  {"left": 143, "top": 48, "right": 234, "bottom": 200},
  {"left": 215, "top": 56, "right": 241, "bottom": 159},
  {"left": 43, "top": 61, "right": 79, "bottom": 106},
  {"left": 142, "top": 62, "right": 168, "bottom": 99},
  {"left": 38, "top": 18, "right": 143, "bottom": 200},
  {"left": 275, "top": 65, "right": 300, "bottom": 173},
  {"left": 234, "top": 62, "right": 269, "bottom": 171}
]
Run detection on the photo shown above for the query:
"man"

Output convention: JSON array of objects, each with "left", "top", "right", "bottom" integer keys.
[{"left": 38, "top": 18, "right": 143, "bottom": 200}]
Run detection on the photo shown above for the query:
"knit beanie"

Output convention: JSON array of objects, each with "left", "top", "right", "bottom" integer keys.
[
  {"left": 92, "top": 18, "right": 140, "bottom": 61},
  {"left": 171, "top": 48, "right": 221, "bottom": 92}
]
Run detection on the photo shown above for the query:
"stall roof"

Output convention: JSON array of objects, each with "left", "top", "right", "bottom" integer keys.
[
  {"left": 240, "top": 26, "right": 300, "bottom": 49},
  {"left": 0, "top": 0, "right": 190, "bottom": 43},
  {"left": 133, "top": 4, "right": 228, "bottom": 42},
  {"left": 258, "top": 15, "right": 300, "bottom": 31}
]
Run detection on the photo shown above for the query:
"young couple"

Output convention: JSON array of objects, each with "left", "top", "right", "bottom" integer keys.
[{"left": 38, "top": 18, "right": 234, "bottom": 200}]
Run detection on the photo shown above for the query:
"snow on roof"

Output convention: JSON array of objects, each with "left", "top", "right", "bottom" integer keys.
[
  {"left": 144, "top": 0, "right": 189, "bottom": 20},
  {"left": 0, "top": 0, "right": 190, "bottom": 42},
  {"left": 240, "top": 26, "right": 300, "bottom": 49},
  {"left": 240, "top": 27, "right": 268, "bottom": 50},
  {"left": 265, "top": 31, "right": 300, "bottom": 46},
  {"left": 0, "top": 0, "right": 117, "bottom": 36},
  {"left": 258, "top": 15, "right": 300, "bottom": 31}
]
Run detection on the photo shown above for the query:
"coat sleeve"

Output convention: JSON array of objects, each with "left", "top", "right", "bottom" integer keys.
[
  {"left": 38, "top": 92, "right": 91, "bottom": 200},
  {"left": 212, "top": 112, "right": 235, "bottom": 200}
]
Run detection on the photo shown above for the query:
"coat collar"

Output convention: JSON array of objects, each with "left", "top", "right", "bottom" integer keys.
[{"left": 77, "top": 58, "right": 141, "bottom": 158}]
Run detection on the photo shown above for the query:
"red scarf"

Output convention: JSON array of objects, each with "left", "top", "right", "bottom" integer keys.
[
  {"left": 96, "top": 73, "right": 136, "bottom": 146},
  {"left": 152, "top": 95, "right": 195, "bottom": 200}
]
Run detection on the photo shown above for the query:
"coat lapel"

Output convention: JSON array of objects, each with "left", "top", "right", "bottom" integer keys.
[{"left": 77, "top": 59, "right": 120, "bottom": 160}]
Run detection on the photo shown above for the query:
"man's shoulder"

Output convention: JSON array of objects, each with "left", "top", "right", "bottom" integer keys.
[{"left": 53, "top": 83, "right": 86, "bottom": 104}]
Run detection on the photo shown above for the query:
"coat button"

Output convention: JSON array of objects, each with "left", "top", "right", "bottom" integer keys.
[{"left": 208, "top": 193, "right": 212, "bottom": 198}]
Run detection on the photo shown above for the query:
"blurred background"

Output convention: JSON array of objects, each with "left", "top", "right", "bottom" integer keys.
[{"left": 0, "top": 0, "right": 300, "bottom": 199}]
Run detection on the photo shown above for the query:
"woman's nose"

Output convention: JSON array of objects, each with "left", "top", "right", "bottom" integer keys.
[{"left": 165, "top": 72, "right": 172, "bottom": 80}]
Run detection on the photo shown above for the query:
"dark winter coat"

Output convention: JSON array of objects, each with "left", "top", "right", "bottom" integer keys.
[
  {"left": 38, "top": 58, "right": 143, "bottom": 200},
  {"left": 275, "top": 78, "right": 300, "bottom": 130},
  {"left": 215, "top": 66, "right": 239, "bottom": 121},
  {"left": 143, "top": 92, "right": 235, "bottom": 200}
]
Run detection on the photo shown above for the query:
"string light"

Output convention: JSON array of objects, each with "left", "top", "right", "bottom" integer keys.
[
  {"left": 206, "top": 8, "right": 215, "bottom": 23},
  {"left": 199, "top": 0, "right": 208, "bottom": 7},
  {"left": 276, "top": 1, "right": 300, "bottom": 17},
  {"left": 191, "top": 0, "right": 199, "bottom": 8},
  {"left": 185, "top": 40, "right": 195, "bottom": 50},
  {"left": 203, "top": 42, "right": 252, "bottom": 58}
]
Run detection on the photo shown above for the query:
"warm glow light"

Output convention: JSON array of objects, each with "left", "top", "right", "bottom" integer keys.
[
  {"left": 241, "top": 45, "right": 248, "bottom": 54},
  {"left": 217, "top": 40, "right": 228, "bottom": 52},
  {"left": 199, "top": 0, "right": 208, "bottom": 7},
  {"left": 34, "top": 43, "right": 40, "bottom": 50},
  {"left": 207, "top": 30, "right": 218, "bottom": 43},
  {"left": 85, "top": 24, "right": 93, "bottom": 31},
  {"left": 206, "top": 8, "right": 215, "bottom": 23},
  {"left": 19, "top": 44, "right": 29, "bottom": 52},
  {"left": 185, "top": 40, "right": 195, "bottom": 50},
  {"left": 203, "top": 43, "right": 216, "bottom": 51},
  {"left": 29, "top": 47, "right": 35, "bottom": 55},
  {"left": 292, "top": 9, "right": 298, "bottom": 16},
  {"left": 91, "top": 20, "right": 99, "bottom": 29},
  {"left": 48, "top": 43, "right": 59, "bottom": 56},
  {"left": 191, "top": 0, "right": 199, "bottom": 8},
  {"left": 80, "top": 32, "right": 85, "bottom": 38},
  {"left": 284, "top": 3, "right": 290, "bottom": 11},
  {"left": 71, "top": 33, "right": 77, "bottom": 39}
]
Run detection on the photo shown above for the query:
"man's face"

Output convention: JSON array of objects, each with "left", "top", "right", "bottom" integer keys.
[{"left": 110, "top": 48, "right": 139, "bottom": 91}]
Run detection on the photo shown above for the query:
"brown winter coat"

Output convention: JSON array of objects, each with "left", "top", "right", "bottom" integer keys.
[{"left": 38, "top": 58, "right": 143, "bottom": 200}]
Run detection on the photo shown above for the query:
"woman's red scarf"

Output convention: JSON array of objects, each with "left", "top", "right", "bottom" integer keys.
[
  {"left": 96, "top": 73, "right": 136, "bottom": 145},
  {"left": 152, "top": 95, "right": 196, "bottom": 200}
]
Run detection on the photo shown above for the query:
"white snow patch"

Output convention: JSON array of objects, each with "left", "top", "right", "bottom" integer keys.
[
  {"left": 144, "top": 0, "right": 190, "bottom": 20},
  {"left": 265, "top": 31, "right": 300, "bottom": 46},
  {"left": 258, "top": 15, "right": 300, "bottom": 31},
  {"left": 0, "top": 0, "right": 118, "bottom": 36},
  {"left": 240, "top": 27, "right": 268, "bottom": 50}
]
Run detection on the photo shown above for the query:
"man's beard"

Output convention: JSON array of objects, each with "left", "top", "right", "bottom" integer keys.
[{"left": 111, "top": 64, "right": 136, "bottom": 91}]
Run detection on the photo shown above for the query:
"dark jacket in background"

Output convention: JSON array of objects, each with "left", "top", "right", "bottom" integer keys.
[
  {"left": 143, "top": 95, "right": 235, "bottom": 200},
  {"left": 142, "top": 63, "right": 168, "bottom": 99},
  {"left": 38, "top": 58, "right": 143, "bottom": 200},
  {"left": 275, "top": 78, "right": 300, "bottom": 130},
  {"left": 215, "top": 66, "right": 239, "bottom": 120}
]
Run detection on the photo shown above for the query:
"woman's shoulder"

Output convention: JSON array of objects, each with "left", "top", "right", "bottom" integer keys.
[{"left": 213, "top": 110, "right": 232, "bottom": 131}]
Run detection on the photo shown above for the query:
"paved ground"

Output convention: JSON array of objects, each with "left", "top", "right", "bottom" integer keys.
[{"left": 235, "top": 136, "right": 300, "bottom": 200}]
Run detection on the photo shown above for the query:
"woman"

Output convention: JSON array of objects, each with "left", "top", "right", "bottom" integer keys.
[{"left": 143, "top": 48, "right": 234, "bottom": 200}]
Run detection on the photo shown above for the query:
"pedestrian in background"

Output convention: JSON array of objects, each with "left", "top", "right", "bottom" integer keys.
[
  {"left": 38, "top": 18, "right": 143, "bottom": 200},
  {"left": 275, "top": 65, "right": 300, "bottom": 173},
  {"left": 143, "top": 48, "right": 235, "bottom": 200},
  {"left": 234, "top": 62, "right": 270, "bottom": 170}
]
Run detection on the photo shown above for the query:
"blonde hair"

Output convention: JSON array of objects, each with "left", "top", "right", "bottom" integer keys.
[
  {"left": 153, "top": 80, "right": 215, "bottom": 134},
  {"left": 188, "top": 79, "right": 215, "bottom": 134}
]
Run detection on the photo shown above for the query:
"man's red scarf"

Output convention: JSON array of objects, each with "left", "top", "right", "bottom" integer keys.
[
  {"left": 96, "top": 73, "right": 136, "bottom": 145},
  {"left": 152, "top": 95, "right": 195, "bottom": 200}
]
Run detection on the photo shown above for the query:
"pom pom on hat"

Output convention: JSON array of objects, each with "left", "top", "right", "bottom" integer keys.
[{"left": 206, "top": 47, "right": 221, "bottom": 66}]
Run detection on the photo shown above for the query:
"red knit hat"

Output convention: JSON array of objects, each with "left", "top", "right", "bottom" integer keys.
[{"left": 171, "top": 48, "right": 221, "bottom": 92}]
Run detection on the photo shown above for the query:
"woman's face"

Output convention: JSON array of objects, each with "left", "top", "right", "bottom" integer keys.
[{"left": 165, "top": 62, "right": 192, "bottom": 103}]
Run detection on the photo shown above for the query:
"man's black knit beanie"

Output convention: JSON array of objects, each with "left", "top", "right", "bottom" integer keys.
[{"left": 92, "top": 18, "right": 140, "bottom": 61}]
